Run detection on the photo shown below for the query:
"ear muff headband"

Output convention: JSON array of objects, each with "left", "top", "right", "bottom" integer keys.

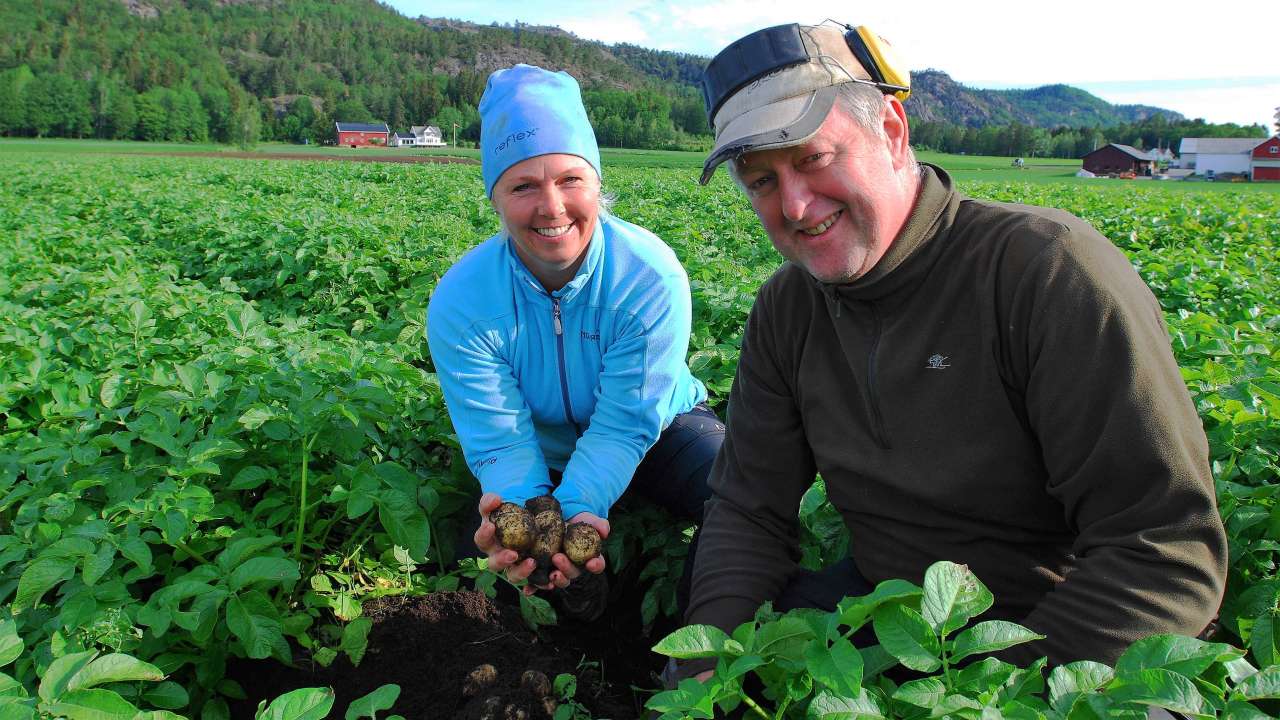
[{"left": 846, "top": 26, "right": 911, "bottom": 101}]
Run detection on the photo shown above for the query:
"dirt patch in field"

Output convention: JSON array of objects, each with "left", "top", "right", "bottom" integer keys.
[
  {"left": 227, "top": 582, "right": 665, "bottom": 719},
  {"left": 157, "top": 151, "right": 479, "bottom": 165}
]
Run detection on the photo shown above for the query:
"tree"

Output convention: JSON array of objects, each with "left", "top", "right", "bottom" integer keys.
[
  {"left": 0, "top": 66, "right": 35, "bottom": 135},
  {"left": 25, "top": 73, "right": 92, "bottom": 138},
  {"left": 332, "top": 97, "right": 374, "bottom": 123},
  {"left": 232, "top": 102, "right": 260, "bottom": 149},
  {"left": 1274, "top": 106, "right": 1279, "bottom": 135}
]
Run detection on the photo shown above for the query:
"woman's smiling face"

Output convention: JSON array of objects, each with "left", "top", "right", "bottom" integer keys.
[{"left": 491, "top": 153, "right": 600, "bottom": 291}]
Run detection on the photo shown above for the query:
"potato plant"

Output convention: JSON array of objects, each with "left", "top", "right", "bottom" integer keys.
[{"left": 1, "top": 152, "right": 1278, "bottom": 717}]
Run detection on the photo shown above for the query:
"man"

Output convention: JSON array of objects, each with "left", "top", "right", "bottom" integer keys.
[{"left": 679, "top": 21, "right": 1227, "bottom": 677}]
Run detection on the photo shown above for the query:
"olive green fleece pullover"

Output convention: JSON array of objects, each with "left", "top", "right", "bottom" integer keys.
[{"left": 686, "top": 164, "right": 1227, "bottom": 666}]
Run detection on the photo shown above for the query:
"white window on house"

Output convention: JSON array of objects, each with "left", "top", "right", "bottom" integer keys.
[{"left": 1270, "top": 145, "right": 1279, "bottom": 154}]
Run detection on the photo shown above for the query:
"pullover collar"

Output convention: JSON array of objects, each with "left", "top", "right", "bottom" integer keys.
[
  {"left": 815, "top": 163, "right": 959, "bottom": 308},
  {"left": 506, "top": 212, "right": 607, "bottom": 301}
]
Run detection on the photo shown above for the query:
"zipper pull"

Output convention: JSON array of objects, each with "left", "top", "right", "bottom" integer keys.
[{"left": 552, "top": 299, "right": 563, "bottom": 335}]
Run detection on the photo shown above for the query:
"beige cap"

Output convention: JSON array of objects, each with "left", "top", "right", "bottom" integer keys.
[{"left": 700, "top": 24, "right": 889, "bottom": 184}]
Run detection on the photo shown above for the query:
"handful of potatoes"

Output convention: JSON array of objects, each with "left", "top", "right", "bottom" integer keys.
[{"left": 490, "top": 495, "right": 602, "bottom": 585}]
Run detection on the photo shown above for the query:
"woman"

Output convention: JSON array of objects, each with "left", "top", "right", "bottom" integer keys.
[{"left": 426, "top": 64, "right": 722, "bottom": 620}]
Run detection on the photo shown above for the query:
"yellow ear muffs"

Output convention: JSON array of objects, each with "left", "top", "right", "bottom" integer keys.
[{"left": 849, "top": 26, "right": 911, "bottom": 101}]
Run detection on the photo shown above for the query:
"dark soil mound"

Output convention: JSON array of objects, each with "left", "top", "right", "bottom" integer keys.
[{"left": 228, "top": 586, "right": 663, "bottom": 719}]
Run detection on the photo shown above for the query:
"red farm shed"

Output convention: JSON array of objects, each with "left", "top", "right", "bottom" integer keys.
[
  {"left": 1252, "top": 136, "right": 1280, "bottom": 181},
  {"left": 1081, "top": 143, "right": 1154, "bottom": 177},
  {"left": 335, "top": 122, "right": 390, "bottom": 148}
]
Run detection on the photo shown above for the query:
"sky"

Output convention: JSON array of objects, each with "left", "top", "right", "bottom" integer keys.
[{"left": 387, "top": 0, "right": 1278, "bottom": 130}]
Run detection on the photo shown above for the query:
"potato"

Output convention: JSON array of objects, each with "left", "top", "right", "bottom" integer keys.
[
  {"left": 563, "top": 522, "right": 602, "bottom": 566},
  {"left": 524, "top": 494, "right": 561, "bottom": 516},
  {"left": 491, "top": 502, "right": 535, "bottom": 553},
  {"left": 463, "top": 663, "right": 498, "bottom": 697},
  {"left": 528, "top": 509, "right": 564, "bottom": 585},
  {"left": 520, "top": 669, "right": 551, "bottom": 698}
]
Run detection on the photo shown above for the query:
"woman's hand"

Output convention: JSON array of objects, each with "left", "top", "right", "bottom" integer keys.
[
  {"left": 474, "top": 492, "right": 539, "bottom": 589},
  {"left": 549, "top": 511, "right": 609, "bottom": 587}
]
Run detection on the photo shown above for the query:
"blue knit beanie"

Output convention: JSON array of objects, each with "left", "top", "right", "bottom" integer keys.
[{"left": 479, "top": 64, "right": 602, "bottom": 198}]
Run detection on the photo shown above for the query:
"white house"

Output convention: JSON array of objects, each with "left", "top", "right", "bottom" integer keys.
[
  {"left": 1177, "top": 137, "right": 1261, "bottom": 176},
  {"left": 410, "top": 125, "right": 446, "bottom": 147},
  {"left": 389, "top": 125, "right": 447, "bottom": 148}
]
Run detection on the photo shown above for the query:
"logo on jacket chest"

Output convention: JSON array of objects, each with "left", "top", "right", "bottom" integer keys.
[
  {"left": 580, "top": 329, "right": 600, "bottom": 341},
  {"left": 925, "top": 354, "right": 951, "bottom": 370}
]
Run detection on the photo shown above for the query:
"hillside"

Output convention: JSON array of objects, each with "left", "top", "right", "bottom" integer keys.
[
  {"left": 0, "top": 0, "right": 1263, "bottom": 155},
  {"left": 905, "top": 70, "right": 1182, "bottom": 128}
]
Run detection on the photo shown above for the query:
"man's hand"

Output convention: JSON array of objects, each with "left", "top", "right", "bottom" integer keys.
[
  {"left": 549, "top": 511, "right": 609, "bottom": 588},
  {"left": 474, "top": 493, "right": 541, "bottom": 591}
]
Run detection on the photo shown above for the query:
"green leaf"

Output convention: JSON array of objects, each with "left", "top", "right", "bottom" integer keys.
[
  {"left": 750, "top": 616, "right": 814, "bottom": 663},
  {"left": 518, "top": 592, "right": 556, "bottom": 632},
  {"left": 948, "top": 620, "right": 1044, "bottom": 663},
  {"left": 0, "top": 621, "right": 21, "bottom": 667},
  {"left": 67, "top": 653, "right": 164, "bottom": 691},
  {"left": 13, "top": 556, "right": 76, "bottom": 611},
  {"left": 806, "top": 689, "right": 888, "bottom": 719},
  {"left": 1048, "top": 661, "right": 1114, "bottom": 708},
  {"left": 0, "top": 699, "right": 35, "bottom": 720},
  {"left": 226, "top": 593, "right": 289, "bottom": 661},
  {"left": 228, "top": 557, "right": 300, "bottom": 592},
  {"left": 116, "top": 536, "right": 153, "bottom": 575},
  {"left": 38, "top": 650, "right": 97, "bottom": 703},
  {"left": 892, "top": 676, "right": 947, "bottom": 709},
  {"left": 142, "top": 681, "right": 189, "bottom": 710},
  {"left": 1223, "top": 699, "right": 1272, "bottom": 719},
  {"left": 1106, "top": 668, "right": 1212, "bottom": 716},
  {"left": 44, "top": 688, "right": 139, "bottom": 719},
  {"left": 344, "top": 684, "right": 400, "bottom": 720},
  {"left": 652, "top": 625, "right": 732, "bottom": 660},
  {"left": 340, "top": 617, "right": 373, "bottom": 667},
  {"left": 1233, "top": 666, "right": 1280, "bottom": 701},
  {"left": 229, "top": 466, "right": 273, "bottom": 491},
  {"left": 99, "top": 374, "right": 124, "bottom": 408},
  {"left": 871, "top": 604, "right": 941, "bottom": 672},
  {"left": 238, "top": 405, "right": 275, "bottom": 430},
  {"left": 859, "top": 644, "right": 898, "bottom": 680},
  {"left": 81, "top": 544, "right": 115, "bottom": 587},
  {"left": 1114, "top": 633, "right": 1240, "bottom": 680},
  {"left": 254, "top": 687, "right": 334, "bottom": 720},
  {"left": 375, "top": 490, "right": 429, "bottom": 561},
  {"left": 804, "top": 636, "right": 863, "bottom": 698},
  {"left": 920, "top": 561, "right": 992, "bottom": 636},
  {"left": 227, "top": 303, "right": 262, "bottom": 340},
  {"left": 1248, "top": 611, "right": 1280, "bottom": 669},
  {"left": 835, "top": 578, "right": 921, "bottom": 631}
]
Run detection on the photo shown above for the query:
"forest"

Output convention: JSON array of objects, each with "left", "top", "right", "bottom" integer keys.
[{"left": 0, "top": 0, "right": 1268, "bottom": 156}]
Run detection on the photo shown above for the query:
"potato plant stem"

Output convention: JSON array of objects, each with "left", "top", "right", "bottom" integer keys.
[
  {"left": 293, "top": 433, "right": 317, "bottom": 561},
  {"left": 739, "top": 692, "right": 769, "bottom": 719},
  {"left": 174, "top": 540, "right": 209, "bottom": 565}
]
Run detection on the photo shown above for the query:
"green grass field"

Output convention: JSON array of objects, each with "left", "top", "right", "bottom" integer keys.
[{"left": 5, "top": 138, "right": 1278, "bottom": 193}]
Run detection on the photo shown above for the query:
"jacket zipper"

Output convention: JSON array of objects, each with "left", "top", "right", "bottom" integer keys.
[
  {"left": 551, "top": 298, "right": 582, "bottom": 435},
  {"left": 866, "top": 304, "right": 890, "bottom": 449}
]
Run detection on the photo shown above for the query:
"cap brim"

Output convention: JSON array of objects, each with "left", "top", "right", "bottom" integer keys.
[{"left": 699, "top": 85, "right": 838, "bottom": 185}]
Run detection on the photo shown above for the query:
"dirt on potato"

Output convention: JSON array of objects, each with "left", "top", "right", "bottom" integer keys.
[{"left": 227, "top": 583, "right": 661, "bottom": 719}]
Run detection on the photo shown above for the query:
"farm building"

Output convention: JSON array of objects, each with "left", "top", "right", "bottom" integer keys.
[
  {"left": 1252, "top": 136, "right": 1280, "bottom": 181},
  {"left": 335, "top": 122, "right": 390, "bottom": 147},
  {"left": 410, "top": 125, "right": 446, "bottom": 147},
  {"left": 388, "top": 125, "right": 446, "bottom": 148},
  {"left": 1176, "top": 137, "right": 1261, "bottom": 176},
  {"left": 1081, "top": 144, "right": 1154, "bottom": 177}
]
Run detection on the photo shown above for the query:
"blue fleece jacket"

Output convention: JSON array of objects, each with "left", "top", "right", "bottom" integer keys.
[{"left": 426, "top": 214, "right": 707, "bottom": 521}]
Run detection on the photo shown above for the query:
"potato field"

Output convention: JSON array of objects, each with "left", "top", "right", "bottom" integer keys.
[{"left": 2, "top": 150, "right": 1279, "bottom": 719}]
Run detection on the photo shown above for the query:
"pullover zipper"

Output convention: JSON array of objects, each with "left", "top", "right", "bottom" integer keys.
[
  {"left": 866, "top": 304, "right": 890, "bottom": 449},
  {"left": 551, "top": 298, "right": 583, "bottom": 435}
]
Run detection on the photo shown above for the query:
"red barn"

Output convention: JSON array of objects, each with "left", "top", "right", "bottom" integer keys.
[
  {"left": 335, "top": 122, "right": 390, "bottom": 148},
  {"left": 1082, "top": 143, "right": 1154, "bottom": 177},
  {"left": 1252, "top": 136, "right": 1280, "bottom": 181}
]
